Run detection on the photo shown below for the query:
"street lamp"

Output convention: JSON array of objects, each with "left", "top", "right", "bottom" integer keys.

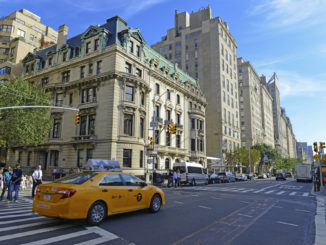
[{"left": 151, "top": 89, "right": 174, "bottom": 185}]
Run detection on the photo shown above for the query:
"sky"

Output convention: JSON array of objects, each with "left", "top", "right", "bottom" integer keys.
[{"left": 1, "top": 0, "right": 325, "bottom": 146}]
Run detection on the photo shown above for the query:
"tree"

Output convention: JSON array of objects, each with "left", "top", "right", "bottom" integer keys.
[
  {"left": 0, "top": 77, "right": 52, "bottom": 159},
  {"left": 252, "top": 143, "right": 281, "bottom": 172}
]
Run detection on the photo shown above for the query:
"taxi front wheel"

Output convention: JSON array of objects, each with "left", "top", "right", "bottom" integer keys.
[
  {"left": 87, "top": 201, "right": 107, "bottom": 226},
  {"left": 149, "top": 194, "right": 162, "bottom": 213}
]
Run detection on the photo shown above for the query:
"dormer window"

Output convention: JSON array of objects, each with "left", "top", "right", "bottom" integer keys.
[
  {"left": 48, "top": 57, "right": 52, "bottom": 66},
  {"left": 25, "top": 65, "right": 29, "bottom": 73},
  {"left": 62, "top": 52, "right": 67, "bottom": 62},
  {"left": 94, "top": 39, "right": 99, "bottom": 51},
  {"left": 75, "top": 47, "right": 80, "bottom": 57},
  {"left": 86, "top": 42, "right": 91, "bottom": 54},
  {"left": 129, "top": 41, "right": 134, "bottom": 53},
  {"left": 31, "top": 63, "right": 34, "bottom": 72},
  {"left": 136, "top": 45, "right": 140, "bottom": 57}
]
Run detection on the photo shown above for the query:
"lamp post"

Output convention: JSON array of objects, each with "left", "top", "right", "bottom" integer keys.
[{"left": 151, "top": 89, "right": 174, "bottom": 185}]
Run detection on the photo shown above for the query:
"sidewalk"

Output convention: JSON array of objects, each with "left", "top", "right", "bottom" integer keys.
[{"left": 311, "top": 186, "right": 326, "bottom": 245}]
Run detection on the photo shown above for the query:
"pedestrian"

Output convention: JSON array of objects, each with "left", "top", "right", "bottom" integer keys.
[
  {"left": 59, "top": 167, "right": 64, "bottom": 178},
  {"left": 32, "top": 165, "right": 42, "bottom": 198},
  {"left": 0, "top": 168, "right": 3, "bottom": 190},
  {"left": 69, "top": 168, "right": 74, "bottom": 174},
  {"left": 173, "top": 170, "right": 178, "bottom": 188},
  {"left": 52, "top": 168, "right": 57, "bottom": 181},
  {"left": 8, "top": 163, "right": 23, "bottom": 203},
  {"left": 167, "top": 169, "right": 173, "bottom": 188},
  {"left": 177, "top": 169, "right": 181, "bottom": 187},
  {"left": 313, "top": 173, "right": 319, "bottom": 192},
  {"left": 1, "top": 166, "right": 12, "bottom": 201}
]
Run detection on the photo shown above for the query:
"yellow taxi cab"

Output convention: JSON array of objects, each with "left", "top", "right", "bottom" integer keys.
[{"left": 33, "top": 161, "right": 165, "bottom": 225}]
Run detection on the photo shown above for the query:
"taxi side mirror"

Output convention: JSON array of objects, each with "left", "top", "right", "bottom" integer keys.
[{"left": 140, "top": 182, "right": 147, "bottom": 187}]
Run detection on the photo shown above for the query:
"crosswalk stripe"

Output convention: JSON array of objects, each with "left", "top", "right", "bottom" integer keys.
[
  {"left": 276, "top": 191, "right": 286, "bottom": 195},
  {"left": 265, "top": 190, "right": 275, "bottom": 194},
  {"left": 289, "top": 192, "right": 296, "bottom": 196},
  {"left": 0, "top": 224, "right": 74, "bottom": 241},
  {"left": 0, "top": 220, "right": 53, "bottom": 232},
  {"left": 302, "top": 192, "right": 309, "bottom": 196},
  {"left": 0, "top": 212, "right": 38, "bottom": 220},
  {"left": 253, "top": 189, "right": 264, "bottom": 193},
  {"left": 0, "top": 209, "right": 32, "bottom": 215},
  {"left": 0, "top": 216, "right": 46, "bottom": 225},
  {"left": 74, "top": 226, "right": 119, "bottom": 245},
  {"left": 0, "top": 207, "right": 32, "bottom": 212}
]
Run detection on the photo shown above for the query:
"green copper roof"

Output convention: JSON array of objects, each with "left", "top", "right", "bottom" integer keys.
[{"left": 143, "top": 45, "right": 198, "bottom": 87}]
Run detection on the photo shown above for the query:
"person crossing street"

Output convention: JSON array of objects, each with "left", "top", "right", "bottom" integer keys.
[
  {"left": 32, "top": 165, "right": 43, "bottom": 198},
  {"left": 8, "top": 163, "right": 23, "bottom": 203}
]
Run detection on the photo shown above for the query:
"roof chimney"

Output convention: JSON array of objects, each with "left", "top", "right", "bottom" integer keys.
[{"left": 57, "top": 24, "right": 69, "bottom": 51}]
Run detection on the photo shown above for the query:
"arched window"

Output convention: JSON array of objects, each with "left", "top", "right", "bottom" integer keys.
[{"left": 165, "top": 158, "right": 170, "bottom": 170}]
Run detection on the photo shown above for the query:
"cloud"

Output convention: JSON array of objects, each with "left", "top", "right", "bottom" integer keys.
[
  {"left": 254, "top": 57, "right": 288, "bottom": 68},
  {"left": 260, "top": 69, "right": 326, "bottom": 98},
  {"left": 64, "top": 0, "right": 168, "bottom": 18},
  {"left": 250, "top": 0, "right": 326, "bottom": 28}
]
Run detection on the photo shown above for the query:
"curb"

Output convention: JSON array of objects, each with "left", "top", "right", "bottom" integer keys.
[{"left": 311, "top": 186, "right": 326, "bottom": 245}]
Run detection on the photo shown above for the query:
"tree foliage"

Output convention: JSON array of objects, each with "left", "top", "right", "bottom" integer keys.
[{"left": 0, "top": 77, "right": 52, "bottom": 146}]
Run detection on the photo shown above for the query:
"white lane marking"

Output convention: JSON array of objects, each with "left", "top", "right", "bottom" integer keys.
[
  {"left": 276, "top": 221, "right": 299, "bottom": 227},
  {"left": 0, "top": 212, "right": 38, "bottom": 219},
  {"left": 198, "top": 205, "right": 212, "bottom": 210},
  {"left": 0, "top": 216, "right": 46, "bottom": 225},
  {"left": 273, "top": 206, "right": 283, "bottom": 208},
  {"left": 289, "top": 192, "right": 296, "bottom": 196},
  {"left": 191, "top": 194, "right": 199, "bottom": 197},
  {"left": 241, "top": 189, "right": 255, "bottom": 193},
  {"left": 253, "top": 189, "right": 265, "bottom": 193},
  {"left": 0, "top": 224, "right": 74, "bottom": 241},
  {"left": 0, "top": 209, "right": 32, "bottom": 215},
  {"left": 238, "top": 213, "right": 253, "bottom": 218},
  {"left": 276, "top": 191, "right": 285, "bottom": 195},
  {"left": 174, "top": 201, "right": 184, "bottom": 204},
  {"left": 240, "top": 201, "right": 250, "bottom": 204},
  {"left": 211, "top": 197, "right": 223, "bottom": 200},
  {"left": 303, "top": 192, "right": 309, "bottom": 197},
  {"left": 265, "top": 190, "right": 275, "bottom": 194},
  {"left": 295, "top": 209, "right": 311, "bottom": 213},
  {"left": 0, "top": 220, "right": 54, "bottom": 232},
  {"left": 75, "top": 227, "right": 120, "bottom": 245}
]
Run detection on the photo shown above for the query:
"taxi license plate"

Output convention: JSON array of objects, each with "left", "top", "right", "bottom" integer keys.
[
  {"left": 36, "top": 204, "right": 50, "bottom": 209},
  {"left": 43, "top": 194, "right": 51, "bottom": 200}
]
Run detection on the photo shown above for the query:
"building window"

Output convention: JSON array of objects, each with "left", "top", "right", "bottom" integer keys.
[
  {"left": 94, "top": 39, "right": 99, "bottom": 51},
  {"left": 194, "top": 51, "right": 198, "bottom": 58},
  {"left": 227, "top": 79, "right": 229, "bottom": 91},
  {"left": 41, "top": 77, "right": 48, "bottom": 87},
  {"left": 185, "top": 45, "right": 188, "bottom": 50},
  {"left": 124, "top": 114, "right": 133, "bottom": 136},
  {"left": 77, "top": 149, "right": 83, "bottom": 168},
  {"left": 195, "top": 62, "right": 198, "bottom": 69},
  {"left": 155, "top": 83, "right": 160, "bottom": 94},
  {"left": 155, "top": 130, "right": 159, "bottom": 144},
  {"left": 129, "top": 41, "right": 134, "bottom": 53},
  {"left": 185, "top": 34, "right": 189, "bottom": 40},
  {"left": 169, "top": 53, "right": 172, "bottom": 59},
  {"left": 75, "top": 47, "right": 80, "bottom": 57},
  {"left": 80, "top": 116, "right": 87, "bottom": 135},
  {"left": 62, "top": 52, "right": 67, "bottom": 62},
  {"left": 175, "top": 41, "right": 181, "bottom": 47},
  {"left": 140, "top": 151, "right": 144, "bottom": 168},
  {"left": 186, "top": 64, "right": 189, "bottom": 71},
  {"left": 165, "top": 158, "right": 170, "bottom": 170},
  {"left": 50, "top": 150, "right": 59, "bottom": 167},
  {"left": 86, "top": 149, "right": 93, "bottom": 162},
  {"left": 166, "top": 110, "right": 171, "bottom": 121},
  {"left": 136, "top": 68, "right": 142, "bottom": 78},
  {"left": 176, "top": 135, "right": 181, "bottom": 148},
  {"left": 125, "top": 85, "right": 134, "bottom": 101},
  {"left": 191, "top": 118, "right": 195, "bottom": 129},
  {"left": 48, "top": 57, "right": 52, "bottom": 66},
  {"left": 62, "top": 71, "right": 70, "bottom": 83},
  {"left": 31, "top": 63, "right": 34, "bottom": 72},
  {"left": 141, "top": 91, "right": 145, "bottom": 106},
  {"left": 185, "top": 53, "right": 189, "bottom": 60},
  {"left": 194, "top": 32, "right": 198, "bottom": 38},
  {"left": 69, "top": 93, "right": 73, "bottom": 106},
  {"left": 195, "top": 42, "right": 198, "bottom": 48},
  {"left": 223, "top": 91, "right": 225, "bottom": 102},
  {"left": 55, "top": 93, "right": 63, "bottom": 106},
  {"left": 175, "top": 51, "right": 181, "bottom": 57},
  {"left": 191, "top": 139, "right": 196, "bottom": 151},
  {"left": 17, "top": 29, "right": 25, "bottom": 37},
  {"left": 123, "top": 149, "right": 132, "bottom": 168},
  {"left": 177, "top": 114, "right": 181, "bottom": 124},
  {"left": 164, "top": 45, "right": 168, "bottom": 52},
  {"left": 154, "top": 105, "right": 160, "bottom": 118},
  {"left": 88, "top": 63, "right": 93, "bottom": 74},
  {"left": 52, "top": 119, "right": 61, "bottom": 138},
  {"left": 0, "top": 25, "right": 14, "bottom": 32},
  {"left": 96, "top": 60, "right": 102, "bottom": 75},
  {"left": 169, "top": 44, "right": 172, "bottom": 50},
  {"left": 136, "top": 45, "right": 140, "bottom": 57},
  {"left": 167, "top": 89, "right": 171, "bottom": 100},
  {"left": 87, "top": 115, "right": 95, "bottom": 135},
  {"left": 86, "top": 42, "right": 91, "bottom": 54},
  {"left": 177, "top": 94, "right": 180, "bottom": 104},
  {"left": 27, "top": 151, "right": 31, "bottom": 166},
  {"left": 80, "top": 66, "right": 85, "bottom": 78},
  {"left": 125, "top": 62, "right": 132, "bottom": 73},
  {"left": 10, "top": 47, "right": 15, "bottom": 56},
  {"left": 81, "top": 87, "right": 97, "bottom": 103},
  {"left": 166, "top": 133, "right": 171, "bottom": 146}
]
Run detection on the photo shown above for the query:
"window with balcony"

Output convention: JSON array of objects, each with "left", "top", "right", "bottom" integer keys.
[
  {"left": 52, "top": 119, "right": 61, "bottom": 138},
  {"left": 124, "top": 114, "right": 133, "bottom": 136},
  {"left": 125, "top": 85, "right": 134, "bottom": 102},
  {"left": 166, "top": 133, "right": 171, "bottom": 146},
  {"left": 176, "top": 135, "right": 181, "bottom": 148},
  {"left": 81, "top": 87, "right": 97, "bottom": 103},
  {"left": 125, "top": 62, "right": 132, "bottom": 73}
]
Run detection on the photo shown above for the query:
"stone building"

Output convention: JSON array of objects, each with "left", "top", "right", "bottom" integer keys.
[
  {"left": 151, "top": 7, "right": 240, "bottom": 159},
  {"left": 7, "top": 16, "right": 206, "bottom": 178},
  {"left": 0, "top": 9, "right": 57, "bottom": 81}
]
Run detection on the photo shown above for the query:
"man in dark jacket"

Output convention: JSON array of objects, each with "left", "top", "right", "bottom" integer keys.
[
  {"left": 8, "top": 163, "right": 23, "bottom": 203},
  {"left": 0, "top": 166, "right": 11, "bottom": 200}
]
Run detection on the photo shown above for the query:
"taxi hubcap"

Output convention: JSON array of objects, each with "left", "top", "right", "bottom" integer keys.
[
  {"left": 91, "top": 204, "right": 105, "bottom": 222},
  {"left": 152, "top": 196, "right": 161, "bottom": 211}
]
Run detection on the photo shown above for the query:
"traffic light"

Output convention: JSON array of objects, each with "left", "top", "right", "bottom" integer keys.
[
  {"left": 313, "top": 142, "right": 318, "bottom": 152},
  {"left": 149, "top": 137, "right": 154, "bottom": 147},
  {"left": 172, "top": 124, "right": 176, "bottom": 134},
  {"left": 75, "top": 113, "right": 80, "bottom": 125},
  {"left": 167, "top": 124, "right": 173, "bottom": 134},
  {"left": 320, "top": 142, "right": 325, "bottom": 149}
]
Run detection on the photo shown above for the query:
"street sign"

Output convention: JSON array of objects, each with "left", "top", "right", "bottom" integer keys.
[
  {"left": 264, "top": 154, "right": 268, "bottom": 163},
  {"left": 150, "top": 121, "right": 158, "bottom": 128},
  {"left": 313, "top": 154, "right": 319, "bottom": 161}
]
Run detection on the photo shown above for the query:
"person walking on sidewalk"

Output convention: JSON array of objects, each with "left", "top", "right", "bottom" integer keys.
[
  {"left": 32, "top": 165, "right": 42, "bottom": 198},
  {"left": 1, "top": 167, "right": 12, "bottom": 201},
  {"left": 173, "top": 170, "right": 178, "bottom": 188},
  {"left": 313, "top": 173, "right": 320, "bottom": 192},
  {"left": 8, "top": 163, "right": 23, "bottom": 203},
  {"left": 177, "top": 170, "right": 181, "bottom": 187}
]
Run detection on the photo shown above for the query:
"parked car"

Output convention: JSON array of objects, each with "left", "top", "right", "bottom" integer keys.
[
  {"left": 218, "top": 172, "right": 236, "bottom": 183},
  {"left": 285, "top": 172, "right": 292, "bottom": 178},
  {"left": 247, "top": 173, "right": 254, "bottom": 180},
  {"left": 258, "top": 174, "right": 267, "bottom": 179},
  {"left": 235, "top": 174, "right": 248, "bottom": 181},
  {"left": 276, "top": 173, "right": 286, "bottom": 181},
  {"left": 173, "top": 162, "right": 208, "bottom": 186},
  {"left": 209, "top": 173, "right": 221, "bottom": 184}
]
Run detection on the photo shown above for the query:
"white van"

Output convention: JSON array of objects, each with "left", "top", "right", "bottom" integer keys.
[{"left": 173, "top": 162, "right": 208, "bottom": 186}]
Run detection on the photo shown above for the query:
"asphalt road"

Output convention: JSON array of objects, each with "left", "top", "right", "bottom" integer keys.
[{"left": 0, "top": 178, "right": 316, "bottom": 245}]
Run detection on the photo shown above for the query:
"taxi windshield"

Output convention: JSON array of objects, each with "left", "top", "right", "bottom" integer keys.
[{"left": 54, "top": 173, "right": 98, "bottom": 184}]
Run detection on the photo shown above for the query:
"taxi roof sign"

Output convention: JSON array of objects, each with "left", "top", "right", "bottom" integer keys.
[{"left": 86, "top": 159, "right": 122, "bottom": 172}]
